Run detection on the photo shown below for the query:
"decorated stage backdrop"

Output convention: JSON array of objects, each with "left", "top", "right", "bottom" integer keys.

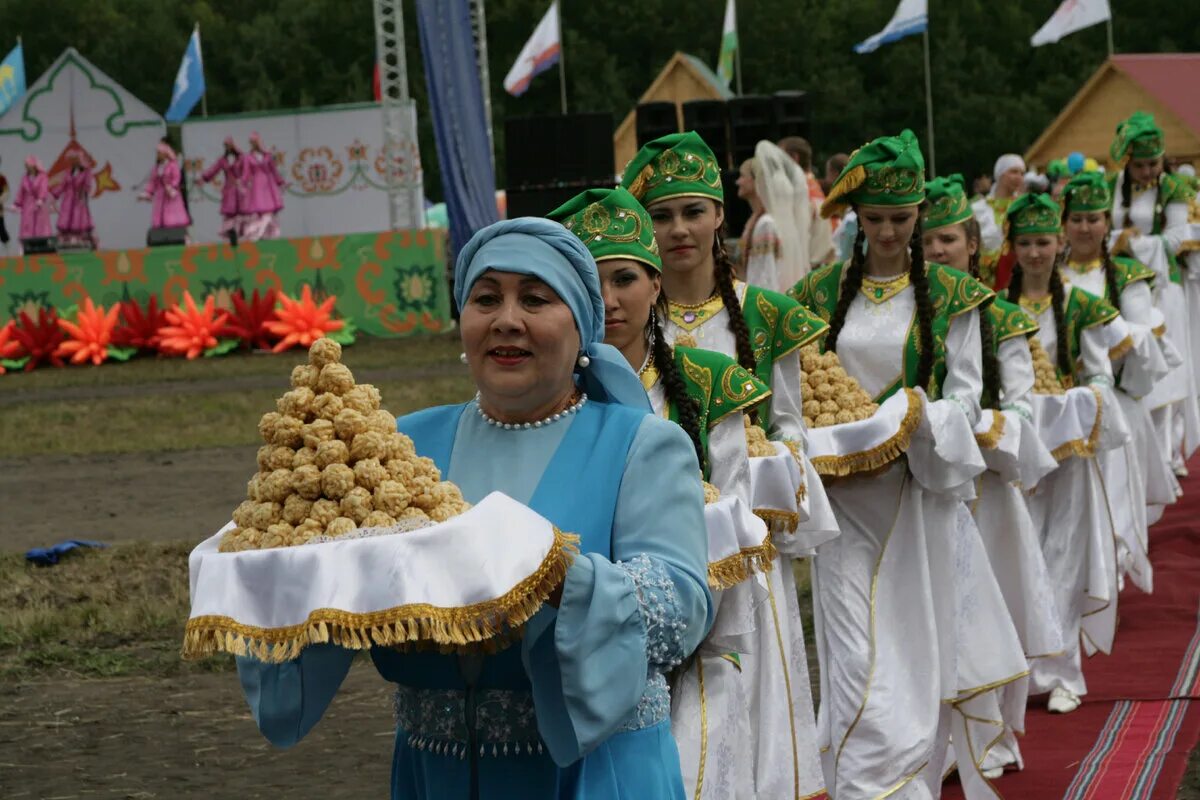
[
  {"left": 0, "top": 48, "right": 166, "bottom": 251},
  {"left": 0, "top": 229, "right": 451, "bottom": 338},
  {"left": 181, "top": 103, "right": 424, "bottom": 243}
]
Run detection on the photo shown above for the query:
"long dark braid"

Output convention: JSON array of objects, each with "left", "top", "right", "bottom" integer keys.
[
  {"left": 824, "top": 224, "right": 866, "bottom": 354},
  {"left": 963, "top": 218, "right": 1000, "bottom": 409},
  {"left": 908, "top": 218, "right": 936, "bottom": 391},
  {"left": 1100, "top": 234, "right": 1121, "bottom": 308},
  {"left": 712, "top": 224, "right": 758, "bottom": 373},
  {"left": 649, "top": 297, "right": 706, "bottom": 472},
  {"left": 1007, "top": 251, "right": 1072, "bottom": 380},
  {"left": 1120, "top": 164, "right": 1133, "bottom": 228}
]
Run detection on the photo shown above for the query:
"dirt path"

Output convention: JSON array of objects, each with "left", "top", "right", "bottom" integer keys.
[
  {"left": 1, "top": 447, "right": 254, "bottom": 551},
  {"left": 0, "top": 663, "right": 393, "bottom": 798}
]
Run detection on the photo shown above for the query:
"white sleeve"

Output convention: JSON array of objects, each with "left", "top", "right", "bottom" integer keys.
[
  {"left": 997, "top": 335, "right": 1034, "bottom": 421},
  {"left": 706, "top": 412, "right": 754, "bottom": 507},
  {"left": 1162, "top": 201, "right": 1190, "bottom": 255},
  {"left": 1080, "top": 321, "right": 1118, "bottom": 386},
  {"left": 974, "top": 200, "right": 1004, "bottom": 254},
  {"left": 768, "top": 348, "right": 808, "bottom": 448},
  {"left": 1118, "top": 280, "right": 1155, "bottom": 326},
  {"left": 941, "top": 308, "right": 985, "bottom": 427}
]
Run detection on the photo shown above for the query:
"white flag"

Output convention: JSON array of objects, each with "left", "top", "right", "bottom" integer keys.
[
  {"left": 716, "top": 0, "right": 738, "bottom": 86},
  {"left": 854, "top": 0, "right": 928, "bottom": 54},
  {"left": 1031, "top": 0, "right": 1111, "bottom": 47},
  {"left": 503, "top": 1, "right": 561, "bottom": 97}
]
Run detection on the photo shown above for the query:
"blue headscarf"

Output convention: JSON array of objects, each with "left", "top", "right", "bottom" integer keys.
[{"left": 454, "top": 218, "right": 651, "bottom": 411}]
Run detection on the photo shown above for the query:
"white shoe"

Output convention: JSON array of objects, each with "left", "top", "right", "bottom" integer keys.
[
  {"left": 982, "top": 766, "right": 1005, "bottom": 780},
  {"left": 1048, "top": 686, "right": 1081, "bottom": 714}
]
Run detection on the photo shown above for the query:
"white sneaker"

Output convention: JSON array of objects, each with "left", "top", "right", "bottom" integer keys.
[
  {"left": 982, "top": 766, "right": 1005, "bottom": 780},
  {"left": 1048, "top": 686, "right": 1081, "bottom": 713}
]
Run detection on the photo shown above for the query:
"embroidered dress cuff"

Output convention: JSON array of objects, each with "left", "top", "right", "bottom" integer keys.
[
  {"left": 1000, "top": 402, "right": 1033, "bottom": 422},
  {"left": 618, "top": 553, "right": 688, "bottom": 669}
]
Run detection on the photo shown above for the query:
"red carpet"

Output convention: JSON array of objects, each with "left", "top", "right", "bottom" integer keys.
[{"left": 945, "top": 456, "right": 1200, "bottom": 799}]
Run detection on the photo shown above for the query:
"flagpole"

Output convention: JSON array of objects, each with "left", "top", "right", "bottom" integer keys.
[
  {"left": 922, "top": 28, "right": 936, "bottom": 178},
  {"left": 555, "top": 0, "right": 567, "bottom": 114},
  {"left": 1106, "top": 16, "right": 1114, "bottom": 56},
  {"left": 733, "top": 0, "right": 743, "bottom": 96},
  {"left": 196, "top": 23, "right": 208, "bottom": 118}
]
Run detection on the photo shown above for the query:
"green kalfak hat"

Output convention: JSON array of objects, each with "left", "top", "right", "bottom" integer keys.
[
  {"left": 620, "top": 131, "right": 724, "bottom": 208},
  {"left": 922, "top": 174, "right": 973, "bottom": 231},
  {"left": 820, "top": 128, "right": 926, "bottom": 219},
  {"left": 1047, "top": 158, "right": 1070, "bottom": 180},
  {"left": 1006, "top": 192, "right": 1062, "bottom": 237},
  {"left": 1110, "top": 111, "right": 1165, "bottom": 167},
  {"left": 548, "top": 187, "right": 662, "bottom": 272},
  {"left": 1061, "top": 171, "right": 1112, "bottom": 214}
]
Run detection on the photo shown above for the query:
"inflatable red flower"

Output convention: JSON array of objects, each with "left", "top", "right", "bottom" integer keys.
[
  {"left": 222, "top": 288, "right": 278, "bottom": 350},
  {"left": 55, "top": 298, "right": 121, "bottom": 366},
  {"left": 0, "top": 321, "right": 22, "bottom": 374},
  {"left": 113, "top": 296, "right": 168, "bottom": 351},
  {"left": 12, "top": 307, "right": 65, "bottom": 370},
  {"left": 264, "top": 285, "right": 343, "bottom": 353},
  {"left": 158, "top": 292, "right": 230, "bottom": 359}
]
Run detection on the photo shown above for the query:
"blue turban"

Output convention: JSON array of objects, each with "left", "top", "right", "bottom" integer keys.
[{"left": 454, "top": 218, "right": 651, "bottom": 411}]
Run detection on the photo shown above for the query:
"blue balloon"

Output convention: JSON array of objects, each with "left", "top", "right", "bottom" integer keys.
[{"left": 1067, "top": 152, "right": 1085, "bottom": 174}]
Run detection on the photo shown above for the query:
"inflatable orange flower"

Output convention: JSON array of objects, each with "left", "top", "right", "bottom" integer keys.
[
  {"left": 264, "top": 285, "right": 343, "bottom": 353},
  {"left": 0, "top": 321, "right": 22, "bottom": 374},
  {"left": 55, "top": 298, "right": 121, "bottom": 366},
  {"left": 158, "top": 292, "right": 230, "bottom": 359}
]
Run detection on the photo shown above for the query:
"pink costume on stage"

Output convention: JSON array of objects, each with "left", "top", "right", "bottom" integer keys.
[
  {"left": 143, "top": 143, "right": 191, "bottom": 229},
  {"left": 14, "top": 156, "right": 53, "bottom": 241},
  {"left": 242, "top": 132, "right": 285, "bottom": 241},
  {"left": 201, "top": 136, "right": 247, "bottom": 240},
  {"left": 52, "top": 160, "right": 96, "bottom": 246}
]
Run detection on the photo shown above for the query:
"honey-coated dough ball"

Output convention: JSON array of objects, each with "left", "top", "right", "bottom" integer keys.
[
  {"left": 264, "top": 522, "right": 295, "bottom": 549},
  {"left": 232, "top": 500, "right": 257, "bottom": 528},
  {"left": 308, "top": 337, "right": 342, "bottom": 368},
  {"left": 340, "top": 486, "right": 375, "bottom": 523},
  {"left": 428, "top": 504, "right": 462, "bottom": 523},
  {"left": 260, "top": 469, "right": 294, "bottom": 503},
  {"left": 333, "top": 409, "right": 369, "bottom": 441},
  {"left": 815, "top": 412, "right": 837, "bottom": 427},
  {"left": 292, "top": 446, "right": 318, "bottom": 469},
  {"left": 803, "top": 400, "right": 822, "bottom": 419},
  {"left": 292, "top": 519, "right": 325, "bottom": 544},
  {"left": 814, "top": 382, "right": 837, "bottom": 401},
  {"left": 350, "top": 431, "right": 389, "bottom": 462},
  {"left": 414, "top": 456, "right": 441, "bottom": 482},
  {"left": 321, "top": 463, "right": 356, "bottom": 499},
  {"left": 246, "top": 473, "right": 265, "bottom": 502},
  {"left": 820, "top": 399, "right": 840, "bottom": 415},
  {"left": 256, "top": 445, "right": 274, "bottom": 471},
  {"left": 266, "top": 446, "right": 295, "bottom": 472},
  {"left": 315, "top": 439, "right": 350, "bottom": 469},
  {"left": 302, "top": 419, "right": 336, "bottom": 449},
  {"left": 388, "top": 433, "right": 417, "bottom": 461},
  {"left": 312, "top": 392, "right": 345, "bottom": 422},
  {"left": 317, "top": 363, "right": 355, "bottom": 395},
  {"left": 258, "top": 411, "right": 283, "bottom": 444},
  {"left": 309, "top": 498, "right": 341, "bottom": 527},
  {"left": 800, "top": 347, "right": 820, "bottom": 373},
  {"left": 835, "top": 409, "right": 856, "bottom": 425},
  {"left": 362, "top": 510, "right": 398, "bottom": 528},
  {"left": 283, "top": 494, "right": 314, "bottom": 525},
  {"left": 342, "top": 384, "right": 382, "bottom": 415},
  {"left": 278, "top": 387, "right": 316, "bottom": 420},
  {"left": 249, "top": 501, "right": 283, "bottom": 530},
  {"left": 353, "top": 457, "right": 389, "bottom": 491},
  {"left": 806, "top": 369, "right": 827, "bottom": 388},
  {"left": 386, "top": 457, "right": 416, "bottom": 483},
  {"left": 292, "top": 464, "right": 324, "bottom": 500},
  {"left": 367, "top": 409, "right": 397, "bottom": 436},
  {"left": 271, "top": 416, "right": 305, "bottom": 448},
  {"left": 411, "top": 481, "right": 448, "bottom": 511},
  {"left": 374, "top": 480, "right": 412, "bottom": 516},
  {"left": 325, "top": 516, "right": 357, "bottom": 537},
  {"left": 399, "top": 506, "right": 429, "bottom": 522},
  {"left": 291, "top": 363, "right": 320, "bottom": 390}
]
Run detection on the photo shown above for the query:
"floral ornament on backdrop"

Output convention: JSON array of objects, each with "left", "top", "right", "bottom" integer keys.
[
  {"left": 291, "top": 147, "right": 345, "bottom": 193},
  {"left": 222, "top": 288, "right": 279, "bottom": 350},
  {"left": 158, "top": 292, "right": 231, "bottom": 360},
  {"left": 264, "top": 284, "right": 351, "bottom": 353},
  {"left": 55, "top": 298, "right": 121, "bottom": 366}
]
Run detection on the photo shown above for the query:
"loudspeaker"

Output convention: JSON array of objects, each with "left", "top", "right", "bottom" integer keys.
[
  {"left": 682, "top": 100, "right": 730, "bottom": 168},
  {"left": 728, "top": 95, "right": 776, "bottom": 165},
  {"left": 147, "top": 226, "right": 188, "bottom": 247},
  {"left": 720, "top": 168, "right": 751, "bottom": 245},
  {"left": 773, "top": 91, "right": 810, "bottom": 140},
  {"left": 635, "top": 102, "right": 679, "bottom": 148},
  {"left": 21, "top": 236, "right": 57, "bottom": 254},
  {"left": 505, "top": 113, "right": 614, "bottom": 190}
]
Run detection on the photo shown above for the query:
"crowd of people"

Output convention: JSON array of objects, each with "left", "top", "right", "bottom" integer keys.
[
  {"left": 0, "top": 132, "right": 287, "bottom": 254},
  {"left": 226, "top": 110, "right": 1198, "bottom": 800}
]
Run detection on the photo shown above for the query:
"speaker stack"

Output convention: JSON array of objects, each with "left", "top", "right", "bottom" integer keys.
[
  {"left": 505, "top": 112, "right": 615, "bottom": 219},
  {"left": 147, "top": 226, "right": 188, "bottom": 247},
  {"left": 20, "top": 236, "right": 57, "bottom": 255},
  {"left": 635, "top": 102, "right": 679, "bottom": 149}
]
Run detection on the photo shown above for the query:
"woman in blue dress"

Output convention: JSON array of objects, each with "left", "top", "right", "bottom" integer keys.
[{"left": 235, "top": 218, "right": 715, "bottom": 799}]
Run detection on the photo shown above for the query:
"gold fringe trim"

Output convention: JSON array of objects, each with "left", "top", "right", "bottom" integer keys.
[
  {"left": 820, "top": 164, "right": 866, "bottom": 219},
  {"left": 180, "top": 529, "right": 581, "bottom": 662},
  {"left": 754, "top": 507, "right": 800, "bottom": 533},
  {"left": 1152, "top": 323, "right": 1166, "bottom": 338},
  {"left": 1108, "top": 335, "right": 1134, "bottom": 360},
  {"left": 810, "top": 388, "right": 921, "bottom": 477},
  {"left": 781, "top": 439, "right": 810, "bottom": 504},
  {"left": 1049, "top": 385, "right": 1105, "bottom": 462},
  {"left": 974, "top": 412, "right": 1007, "bottom": 451},
  {"left": 1112, "top": 226, "right": 1135, "bottom": 257},
  {"left": 707, "top": 539, "right": 777, "bottom": 590}
]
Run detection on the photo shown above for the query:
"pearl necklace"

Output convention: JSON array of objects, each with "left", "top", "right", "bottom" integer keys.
[{"left": 476, "top": 392, "right": 587, "bottom": 430}]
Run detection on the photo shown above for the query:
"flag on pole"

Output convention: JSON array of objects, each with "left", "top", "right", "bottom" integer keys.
[
  {"left": 165, "top": 28, "right": 205, "bottom": 122},
  {"left": 0, "top": 42, "right": 26, "bottom": 116},
  {"left": 716, "top": 0, "right": 738, "bottom": 87},
  {"left": 1031, "top": 0, "right": 1111, "bottom": 46},
  {"left": 854, "top": 0, "right": 928, "bottom": 54},
  {"left": 503, "top": 1, "right": 561, "bottom": 97}
]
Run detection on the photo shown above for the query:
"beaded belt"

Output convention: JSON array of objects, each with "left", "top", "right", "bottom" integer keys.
[{"left": 392, "top": 672, "right": 671, "bottom": 759}]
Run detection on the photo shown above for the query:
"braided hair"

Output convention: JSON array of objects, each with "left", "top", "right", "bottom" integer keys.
[
  {"left": 962, "top": 217, "right": 1000, "bottom": 409},
  {"left": 712, "top": 221, "right": 758, "bottom": 373},
  {"left": 648, "top": 291, "right": 706, "bottom": 472},
  {"left": 826, "top": 207, "right": 935, "bottom": 391},
  {"left": 1007, "top": 253, "right": 1072, "bottom": 380},
  {"left": 1119, "top": 162, "right": 1170, "bottom": 234}
]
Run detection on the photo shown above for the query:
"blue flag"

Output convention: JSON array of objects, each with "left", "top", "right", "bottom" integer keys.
[
  {"left": 854, "top": 0, "right": 927, "bottom": 54},
  {"left": 0, "top": 42, "right": 26, "bottom": 116},
  {"left": 165, "top": 29, "right": 205, "bottom": 122}
]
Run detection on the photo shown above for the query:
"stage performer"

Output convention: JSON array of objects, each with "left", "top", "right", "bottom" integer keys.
[
  {"left": 242, "top": 132, "right": 286, "bottom": 241},
  {"left": 623, "top": 131, "right": 835, "bottom": 800},
  {"left": 0, "top": 157, "right": 10, "bottom": 252},
  {"left": 1108, "top": 111, "right": 1200, "bottom": 477},
  {"left": 199, "top": 137, "right": 248, "bottom": 245},
  {"left": 235, "top": 217, "right": 714, "bottom": 799},
  {"left": 52, "top": 154, "right": 96, "bottom": 249},
  {"left": 550, "top": 186, "right": 784, "bottom": 800},
  {"left": 11, "top": 155, "right": 52, "bottom": 248},
  {"left": 140, "top": 142, "right": 191, "bottom": 230},
  {"left": 735, "top": 140, "right": 813, "bottom": 292}
]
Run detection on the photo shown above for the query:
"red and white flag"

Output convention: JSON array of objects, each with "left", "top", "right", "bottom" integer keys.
[
  {"left": 503, "top": 1, "right": 561, "bottom": 97},
  {"left": 1031, "top": 0, "right": 1111, "bottom": 46}
]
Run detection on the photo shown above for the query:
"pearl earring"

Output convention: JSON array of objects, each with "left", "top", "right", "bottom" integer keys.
[
  {"left": 577, "top": 354, "right": 591, "bottom": 368},
  {"left": 459, "top": 352, "right": 468, "bottom": 364}
]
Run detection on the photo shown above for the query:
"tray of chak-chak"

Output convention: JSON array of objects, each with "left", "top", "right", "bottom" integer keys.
[{"left": 181, "top": 339, "right": 577, "bottom": 663}]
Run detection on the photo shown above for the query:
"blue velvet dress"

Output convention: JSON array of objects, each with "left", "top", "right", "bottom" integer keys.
[{"left": 236, "top": 398, "right": 713, "bottom": 799}]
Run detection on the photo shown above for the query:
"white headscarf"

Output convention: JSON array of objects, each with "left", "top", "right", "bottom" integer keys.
[
  {"left": 990, "top": 154, "right": 1026, "bottom": 196},
  {"left": 753, "top": 140, "right": 812, "bottom": 287}
]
